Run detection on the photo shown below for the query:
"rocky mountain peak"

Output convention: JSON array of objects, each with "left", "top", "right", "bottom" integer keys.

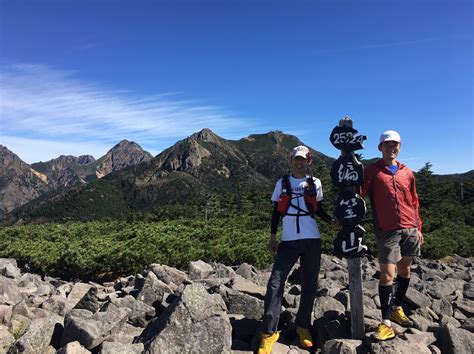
[
  {"left": 77, "top": 155, "right": 95, "bottom": 164},
  {"left": 190, "top": 128, "right": 222, "bottom": 144},
  {"left": 158, "top": 138, "right": 211, "bottom": 174},
  {"left": 31, "top": 155, "right": 95, "bottom": 188},
  {"left": 112, "top": 139, "right": 133, "bottom": 149},
  {"left": 0, "top": 145, "right": 51, "bottom": 217},
  {"left": 96, "top": 140, "right": 153, "bottom": 178},
  {"left": 268, "top": 130, "right": 297, "bottom": 145}
]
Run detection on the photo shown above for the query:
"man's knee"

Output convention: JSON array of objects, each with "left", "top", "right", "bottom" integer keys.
[
  {"left": 398, "top": 266, "right": 411, "bottom": 278},
  {"left": 397, "top": 257, "right": 413, "bottom": 277},
  {"left": 379, "top": 272, "right": 394, "bottom": 284}
]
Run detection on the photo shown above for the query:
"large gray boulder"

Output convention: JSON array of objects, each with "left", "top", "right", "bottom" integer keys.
[
  {"left": 460, "top": 316, "right": 474, "bottom": 332},
  {"left": 230, "top": 275, "right": 266, "bottom": 299},
  {"left": 103, "top": 322, "right": 142, "bottom": 344},
  {"left": 0, "top": 324, "right": 14, "bottom": 352},
  {"left": 433, "top": 324, "right": 474, "bottom": 354},
  {"left": 319, "top": 278, "right": 346, "bottom": 298},
  {"left": 369, "top": 337, "right": 432, "bottom": 354},
  {"left": 149, "top": 264, "right": 173, "bottom": 286},
  {"left": 416, "top": 280, "right": 458, "bottom": 299},
  {"left": 463, "top": 282, "right": 474, "bottom": 299},
  {"left": 313, "top": 296, "right": 346, "bottom": 320},
  {"left": 234, "top": 263, "right": 257, "bottom": 280},
  {"left": 11, "top": 301, "right": 34, "bottom": 321},
  {"left": 73, "top": 287, "right": 101, "bottom": 313},
  {"left": 149, "top": 264, "right": 188, "bottom": 291},
  {"left": 140, "top": 283, "right": 232, "bottom": 353},
  {"left": 8, "top": 314, "right": 31, "bottom": 340},
  {"left": 0, "top": 305, "right": 13, "bottom": 325},
  {"left": 404, "top": 287, "right": 432, "bottom": 308},
  {"left": 17, "top": 273, "right": 54, "bottom": 297},
  {"left": 400, "top": 327, "right": 437, "bottom": 346},
  {"left": 454, "top": 299, "right": 474, "bottom": 317},
  {"left": 56, "top": 341, "right": 91, "bottom": 354},
  {"left": 220, "top": 287, "right": 263, "bottom": 320},
  {"left": 431, "top": 299, "right": 454, "bottom": 317},
  {"left": 0, "top": 260, "right": 21, "bottom": 280},
  {"left": 135, "top": 272, "right": 173, "bottom": 307},
  {"left": 439, "top": 314, "right": 461, "bottom": 328},
  {"left": 65, "top": 283, "right": 93, "bottom": 313},
  {"left": 61, "top": 303, "right": 129, "bottom": 350},
  {"left": 7, "top": 316, "right": 60, "bottom": 354},
  {"left": 0, "top": 260, "right": 18, "bottom": 269},
  {"left": 99, "top": 341, "right": 144, "bottom": 354},
  {"left": 410, "top": 313, "right": 436, "bottom": 332},
  {"left": 0, "top": 276, "right": 23, "bottom": 306},
  {"left": 161, "top": 265, "right": 188, "bottom": 285},
  {"left": 188, "top": 260, "right": 214, "bottom": 280},
  {"left": 322, "top": 339, "right": 363, "bottom": 354},
  {"left": 41, "top": 295, "right": 69, "bottom": 316},
  {"left": 110, "top": 295, "right": 155, "bottom": 327}
]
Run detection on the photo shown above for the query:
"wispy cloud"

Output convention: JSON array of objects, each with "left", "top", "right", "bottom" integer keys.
[
  {"left": 0, "top": 64, "right": 259, "bottom": 162},
  {"left": 0, "top": 136, "right": 114, "bottom": 164}
]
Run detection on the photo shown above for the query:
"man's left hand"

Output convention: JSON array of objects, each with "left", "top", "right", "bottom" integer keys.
[{"left": 418, "top": 230, "right": 424, "bottom": 246}]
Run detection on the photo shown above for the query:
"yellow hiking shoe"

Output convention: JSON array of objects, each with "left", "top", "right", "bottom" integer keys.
[
  {"left": 372, "top": 323, "right": 396, "bottom": 341},
  {"left": 258, "top": 332, "right": 279, "bottom": 354},
  {"left": 296, "top": 327, "right": 314, "bottom": 348},
  {"left": 390, "top": 307, "right": 412, "bottom": 327}
]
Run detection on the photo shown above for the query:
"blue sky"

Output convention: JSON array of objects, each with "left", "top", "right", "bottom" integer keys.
[{"left": 0, "top": 0, "right": 472, "bottom": 174}]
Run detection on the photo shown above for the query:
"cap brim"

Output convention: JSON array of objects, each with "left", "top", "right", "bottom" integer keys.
[{"left": 292, "top": 152, "right": 308, "bottom": 159}]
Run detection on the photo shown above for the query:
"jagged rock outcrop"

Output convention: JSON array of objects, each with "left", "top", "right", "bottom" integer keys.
[
  {"left": 95, "top": 140, "right": 153, "bottom": 178},
  {"left": 159, "top": 138, "right": 212, "bottom": 173},
  {"left": 144, "top": 128, "right": 247, "bottom": 180},
  {"left": 0, "top": 145, "right": 51, "bottom": 217},
  {"left": 31, "top": 155, "right": 96, "bottom": 188}
]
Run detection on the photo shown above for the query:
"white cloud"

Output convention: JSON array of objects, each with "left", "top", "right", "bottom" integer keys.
[{"left": 0, "top": 63, "right": 259, "bottom": 161}]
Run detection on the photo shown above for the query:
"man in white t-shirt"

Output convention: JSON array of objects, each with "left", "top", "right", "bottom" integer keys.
[{"left": 258, "top": 145, "right": 335, "bottom": 354}]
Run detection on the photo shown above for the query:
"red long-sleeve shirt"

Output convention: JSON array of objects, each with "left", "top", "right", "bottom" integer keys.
[{"left": 361, "top": 159, "right": 422, "bottom": 233}]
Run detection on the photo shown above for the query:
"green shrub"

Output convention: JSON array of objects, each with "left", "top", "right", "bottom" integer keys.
[{"left": 422, "top": 222, "right": 474, "bottom": 259}]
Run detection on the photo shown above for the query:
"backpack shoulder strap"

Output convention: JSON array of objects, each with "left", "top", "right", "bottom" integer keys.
[{"left": 282, "top": 174, "right": 291, "bottom": 193}]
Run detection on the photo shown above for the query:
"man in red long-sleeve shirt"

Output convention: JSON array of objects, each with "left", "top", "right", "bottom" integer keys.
[{"left": 361, "top": 130, "right": 424, "bottom": 341}]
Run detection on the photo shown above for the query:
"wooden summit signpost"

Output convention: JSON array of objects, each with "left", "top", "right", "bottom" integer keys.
[{"left": 329, "top": 116, "right": 367, "bottom": 339}]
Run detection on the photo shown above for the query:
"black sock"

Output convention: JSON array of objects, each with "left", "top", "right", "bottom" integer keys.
[
  {"left": 394, "top": 275, "right": 410, "bottom": 307},
  {"left": 379, "top": 285, "right": 393, "bottom": 320}
]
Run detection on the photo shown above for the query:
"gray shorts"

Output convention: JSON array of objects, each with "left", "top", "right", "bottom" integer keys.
[{"left": 376, "top": 228, "right": 420, "bottom": 264}]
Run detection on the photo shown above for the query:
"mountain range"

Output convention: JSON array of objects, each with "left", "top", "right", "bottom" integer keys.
[
  {"left": 1, "top": 129, "right": 334, "bottom": 223},
  {"left": 1, "top": 129, "right": 472, "bottom": 224},
  {"left": 0, "top": 140, "right": 152, "bottom": 219}
]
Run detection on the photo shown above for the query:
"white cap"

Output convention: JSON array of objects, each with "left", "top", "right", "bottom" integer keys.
[
  {"left": 291, "top": 145, "right": 310, "bottom": 159},
  {"left": 379, "top": 130, "right": 401, "bottom": 144}
]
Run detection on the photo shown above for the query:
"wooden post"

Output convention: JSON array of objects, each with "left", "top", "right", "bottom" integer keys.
[
  {"left": 348, "top": 256, "right": 364, "bottom": 339},
  {"left": 329, "top": 116, "right": 367, "bottom": 340},
  {"left": 347, "top": 154, "right": 365, "bottom": 340}
]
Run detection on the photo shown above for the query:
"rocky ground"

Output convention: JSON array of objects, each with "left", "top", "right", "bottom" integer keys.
[{"left": 0, "top": 254, "right": 473, "bottom": 353}]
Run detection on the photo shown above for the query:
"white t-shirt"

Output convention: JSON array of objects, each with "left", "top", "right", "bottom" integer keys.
[{"left": 271, "top": 175, "right": 323, "bottom": 241}]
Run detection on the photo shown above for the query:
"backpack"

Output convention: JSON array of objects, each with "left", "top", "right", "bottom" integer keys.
[{"left": 277, "top": 175, "right": 318, "bottom": 216}]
